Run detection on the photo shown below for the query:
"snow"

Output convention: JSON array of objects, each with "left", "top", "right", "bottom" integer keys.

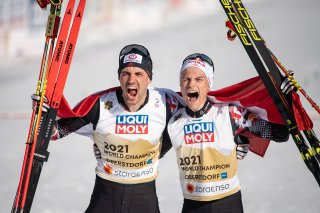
[{"left": 1, "top": 0, "right": 319, "bottom": 212}]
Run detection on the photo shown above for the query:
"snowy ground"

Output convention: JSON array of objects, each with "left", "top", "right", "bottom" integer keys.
[{"left": 1, "top": 0, "right": 319, "bottom": 212}]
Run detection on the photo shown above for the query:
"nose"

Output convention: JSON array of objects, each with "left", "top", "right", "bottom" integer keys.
[
  {"left": 187, "top": 79, "right": 196, "bottom": 87},
  {"left": 128, "top": 73, "right": 136, "bottom": 83}
]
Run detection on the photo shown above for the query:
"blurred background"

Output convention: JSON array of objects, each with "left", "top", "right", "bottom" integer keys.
[
  {"left": 0, "top": 0, "right": 219, "bottom": 58},
  {"left": 1, "top": 0, "right": 319, "bottom": 212}
]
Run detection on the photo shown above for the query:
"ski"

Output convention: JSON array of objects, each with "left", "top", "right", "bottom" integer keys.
[
  {"left": 268, "top": 49, "right": 320, "bottom": 115},
  {"left": 12, "top": 3, "right": 63, "bottom": 212},
  {"left": 225, "top": 16, "right": 320, "bottom": 165},
  {"left": 264, "top": 49, "right": 320, "bottom": 163},
  {"left": 12, "top": 0, "right": 86, "bottom": 212},
  {"left": 225, "top": 19, "right": 320, "bottom": 166},
  {"left": 227, "top": 0, "right": 320, "bottom": 166},
  {"left": 219, "top": 0, "right": 320, "bottom": 186}
]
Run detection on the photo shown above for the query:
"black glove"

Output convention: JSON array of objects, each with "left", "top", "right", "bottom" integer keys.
[
  {"left": 31, "top": 94, "right": 50, "bottom": 112},
  {"left": 280, "top": 70, "right": 298, "bottom": 94}
]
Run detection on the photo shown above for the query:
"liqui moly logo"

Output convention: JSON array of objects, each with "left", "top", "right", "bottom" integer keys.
[
  {"left": 184, "top": 122, "right": 214, "bottom": 144},
  {"left": 115, "top": 115, "right": 148, "bottom": 134}
]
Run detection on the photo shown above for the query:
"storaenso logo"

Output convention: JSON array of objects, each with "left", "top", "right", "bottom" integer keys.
[
  {"left": 65, "top": 43, "right": 73, "bottom": 64},
  {"left": 233, "top": 0, "right": 261, "bottom": 41},
  {"left": 55, "top": 40, "right": 64, "bottom": 62},
  {"left": 220, "top": 0, "right": 251, "bottom": 46}
]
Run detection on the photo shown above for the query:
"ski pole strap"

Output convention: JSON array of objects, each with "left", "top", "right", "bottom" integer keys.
[{"left": 226, "top": 19, "right": 237, "bottom": 41}]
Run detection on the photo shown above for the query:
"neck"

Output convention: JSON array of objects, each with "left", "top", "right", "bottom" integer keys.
[
  {"left": 125, "top": 101, "right": 144, "bottom": 112},
  {"left": 186, "top": 99, "right": 212, "bottom": 118}
]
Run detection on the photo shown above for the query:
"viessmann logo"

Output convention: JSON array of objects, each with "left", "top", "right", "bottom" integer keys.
[
  {"left": 184, "top": 122, "right": 214, "bottom": 144},
  {"left": 115, "top": 115, "right": 148, "bottom": 134}
]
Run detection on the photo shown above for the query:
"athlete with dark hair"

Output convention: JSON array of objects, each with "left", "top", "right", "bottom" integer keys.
[{"left": 50, "top": 44, "right": 184, "bottom": 213}]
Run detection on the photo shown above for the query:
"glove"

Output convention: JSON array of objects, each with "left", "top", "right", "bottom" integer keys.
[
  {"left": 31, "top": 94, "right": 50, "bottom": 112},
  {"left": 235, "top": 135, "right": 250, "bottom": 160},
  {"left": 236, "top": 144, "right": 250, "bottom": 160},
  {"left": 51, "top": 124, "right": 60, "bottom": 140},
  {"left": 280, "top": 70, "right": 298, "bottom": 94}
]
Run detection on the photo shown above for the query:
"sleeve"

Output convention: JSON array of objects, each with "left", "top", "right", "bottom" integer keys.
[
  {"left": 55, "top": 98, "right": 100, "bottom": 139},
  {"left": 159, "top": 92, "right": 184, "bottom": 158},
  {"left": 229, "top": 105, "right": 289, "bottom": 143}
]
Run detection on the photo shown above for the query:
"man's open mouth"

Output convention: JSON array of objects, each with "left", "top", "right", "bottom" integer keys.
[
  {"left": 127, "top": 88, "right": 138, "bottom": 97},
  {"left": 187, "top": 91, "right": 199, "bottom": 101}
]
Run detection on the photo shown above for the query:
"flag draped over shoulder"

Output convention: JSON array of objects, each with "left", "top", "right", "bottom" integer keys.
[
  {"left": 57, "top": 87, "right": 120, "bottom": 118},
  {"left": 207, "top": 76, "right": 312, "bottom": 130},
  {"left": 56, "top": 76, "right": 312, "bottom": 157},
  {"left": 208, "top": 76, "right": 284, "bottom": 124},
  {"left": 207, "top": 76, "right": 313, "bottom": 157}
]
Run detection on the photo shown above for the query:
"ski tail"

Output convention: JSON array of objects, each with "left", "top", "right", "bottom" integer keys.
[{"left": 219, "top": 0, "right": 320, "bottom": 186}]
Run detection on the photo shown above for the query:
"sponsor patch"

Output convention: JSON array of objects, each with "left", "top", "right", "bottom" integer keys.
[
  {"left": 115, "top": 115, "right": 148, "bottom": 134},
  {"left": 123, "top": 53, "right": 143, "bottom": 64},
  {"left": 221, "top": 172, "right": 228, "bottom": 179},
  {"left": 184, "top": 122, "right": 214, "bottom": 144}
]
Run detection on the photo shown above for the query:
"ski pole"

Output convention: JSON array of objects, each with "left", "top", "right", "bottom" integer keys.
[{"left": 269, "top": 51, "right": 320, "bottom": 115}]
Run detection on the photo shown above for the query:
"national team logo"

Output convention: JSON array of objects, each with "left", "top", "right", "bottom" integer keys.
[
  {"left": 184, "top": 122, "right": 214, "bottom": 144},
  {"left": 115, "top": 115, "right": 148, "bottom": 134},
  {"left": 128, "top": 54, "right": 137, "bottom": 60},
  {"left": 124, "top": 53, "right": 143, "bottom": 64},
  {"left": 104, "top": 101, "right": 113, "bottom": 110}
]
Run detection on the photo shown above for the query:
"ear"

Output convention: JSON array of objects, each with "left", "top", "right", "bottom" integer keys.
[{"left": 207, "top": 79, "right": 211, "bottom": 91}]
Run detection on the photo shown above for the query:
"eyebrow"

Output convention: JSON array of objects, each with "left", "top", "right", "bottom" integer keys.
[{"left": 182, "top": 75, "right": 206, "bottom": 79}]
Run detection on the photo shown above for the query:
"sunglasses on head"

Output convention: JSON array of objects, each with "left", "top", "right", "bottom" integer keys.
[
  {"left": 119, "top": 44, "right": 151, "bottom": 59},
  {"left": 183, "top": 53, "right": 214, "bottom": 67}
]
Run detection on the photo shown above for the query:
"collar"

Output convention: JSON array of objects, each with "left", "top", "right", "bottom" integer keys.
[
  {"left": 185, "top": 99, "right": 212, "bottom": 118},
  {"left": 116, "top": 89, "right": 149, "bottom": 111}
]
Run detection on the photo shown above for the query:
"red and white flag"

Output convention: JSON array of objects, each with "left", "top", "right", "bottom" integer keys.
[
  {"left": 57, "top": 76, "right": 312, "bottom": 157},
  {"left": 207, "top": 76, "right": 313, "bottom": 157}
]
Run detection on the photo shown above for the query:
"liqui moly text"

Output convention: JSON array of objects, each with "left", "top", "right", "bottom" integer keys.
[
  {"left": 115, "top": 115, "right": 148, "bottom": 134},
  {"left": 184, "top": 122, "right": 214, "bottom": 144}
]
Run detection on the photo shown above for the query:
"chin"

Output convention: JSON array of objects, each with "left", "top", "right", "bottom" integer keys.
[
  {"left": 187, "top": 102, "right": 200, "bottom": 112},
  {"left": 127, "top": 98, "right": 138, "bottom": 105}
]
